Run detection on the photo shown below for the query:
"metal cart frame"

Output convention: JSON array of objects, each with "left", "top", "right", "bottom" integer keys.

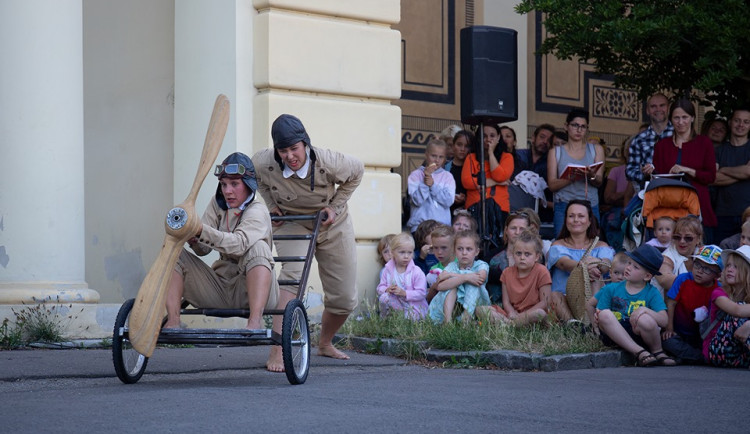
[{"left": 112, "top": 211, "right": 325, "bottom": 385}]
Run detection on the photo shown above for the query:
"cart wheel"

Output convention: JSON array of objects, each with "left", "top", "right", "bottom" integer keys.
[
  {"left": 282, "top": 299, "right": 310, "bottom": 385},
  {"left": 112, "top": 298, "right": 149, "bottom": 384}
]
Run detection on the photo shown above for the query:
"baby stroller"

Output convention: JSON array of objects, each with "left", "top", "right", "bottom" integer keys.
[{"left": 621, "top": 177, "right": 700, "bottom": 251}]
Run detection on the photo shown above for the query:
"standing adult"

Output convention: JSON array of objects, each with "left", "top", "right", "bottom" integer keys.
[
  {"left": 500, "top": 126, "right": 526, "bottom": 179},
  {"left": 253, "top": 114, "right": 364, "bottom": 371},
  {"left": 713, "top": 108, "right": 750, "bottom": 244},
  {"left": 547, "top": 109, "right": 605, "bottom": 237},
  {"left": 626, "top": 93, "right": 674, "bottom": 190},
  {"left": 461, "top": 123, "right": 514, "bottom": 249},
  {"left": 445, "top": 129, "right": 473, "bottom": 211},
  {"left": 652, "top": 98, "right": 717, "bottom": 242},
  {"left": 517, "top": 123, "right": 555, "bottom": 182}
]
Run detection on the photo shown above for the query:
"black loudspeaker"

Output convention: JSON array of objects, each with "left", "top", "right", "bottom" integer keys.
[{"left": 460, "top": 26, "right": 518, "bottom": 125}]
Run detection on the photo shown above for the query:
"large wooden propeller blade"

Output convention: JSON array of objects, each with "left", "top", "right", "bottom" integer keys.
[{"left": 128, "top": 94, "right": 230, "bottom": 356}]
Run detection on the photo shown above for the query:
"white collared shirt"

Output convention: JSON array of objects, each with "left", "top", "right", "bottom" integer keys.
[{"left": 282, "top": 146, "right": 311, "bottom": 179}]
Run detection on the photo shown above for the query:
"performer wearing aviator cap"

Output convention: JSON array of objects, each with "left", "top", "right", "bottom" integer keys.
[{"left": 253, "top": 114, "right": 364, "bottom": 372}]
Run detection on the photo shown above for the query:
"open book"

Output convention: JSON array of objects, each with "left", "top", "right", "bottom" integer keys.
[{"left": 560, "top": 161, "right": 604, "bottom": 180}]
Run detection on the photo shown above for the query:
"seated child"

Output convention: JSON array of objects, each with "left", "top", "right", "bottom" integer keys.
[
  {"left": 646, "top": 216, "right": 675, "bottom": 252},
  {"left": 413, "top": 219, "right": 440, "bottom": 275},
  {"left": 429, "top": 230, "right": 490, "bottom": 323},
  {"left": 705, "top": 246, "right": 750, "bottom": 368},
  {"left": 377, "top": 233, "right": 428, "bottom": 320},
  {"left": 406, "top": 138, "right": 455, "bottom": 232},
  {"left": 609, "top": 252, "right": 628, "bottom": 283},
  {"left": 662, "top": 245, "right": 723, "bottom": 364},
  {"left": 477, "top": 230, "right": 551, "bottom": 326},
  {"left": 586, "top": 244, "right": 675, "bottom": 366},
  {"left": 451, "top": 209, "right": 478, "bottom": 233},
  {"left": 376, "top": 233, "right": 396, "bottom": 280},
  {"left": 425, "top": 225, "right": 455, "bottom": 303}
]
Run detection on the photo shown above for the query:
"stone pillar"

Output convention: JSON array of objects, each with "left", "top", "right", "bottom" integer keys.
[{"left": 0, "top": 1, "right": 99, "bottom": 310}]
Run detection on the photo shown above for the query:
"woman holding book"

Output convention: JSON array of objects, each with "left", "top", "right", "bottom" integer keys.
[{"left": 547, "top": 109, "right": 605, "bottom": 237}]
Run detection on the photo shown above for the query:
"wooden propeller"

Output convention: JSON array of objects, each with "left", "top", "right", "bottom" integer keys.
[{"left": 128, "top": 94, "right": 230, "bottom": 356}]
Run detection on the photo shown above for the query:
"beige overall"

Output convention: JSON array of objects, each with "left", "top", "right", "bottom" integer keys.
[{"left": 253, "top": 147, "right": 364, "bottom": 315}]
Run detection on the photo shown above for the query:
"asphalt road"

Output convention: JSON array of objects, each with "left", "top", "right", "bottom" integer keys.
[{"left": 1, "top": 346, "right": 748, "bottom": 433}]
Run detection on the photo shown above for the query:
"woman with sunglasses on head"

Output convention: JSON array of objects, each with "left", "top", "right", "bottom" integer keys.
[
  {"left": 547, "top": 109, "right": 605, "bottom": 237},
  {"left": 653, "top": 215, "right": 704, "bottom": 297},
  {"left": 164, "top": 152, "right": 279, "bottom": 334},
  {"left": 652, "top": 98, "right": 717, "bottom": 243},
  {"left": 253, "top": 114, "right": 364, "bottom": 372}
]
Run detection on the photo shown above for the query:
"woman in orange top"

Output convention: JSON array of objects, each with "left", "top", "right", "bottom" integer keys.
[{"left": 461, "top": 123, "right": 515, "bottom": 212}]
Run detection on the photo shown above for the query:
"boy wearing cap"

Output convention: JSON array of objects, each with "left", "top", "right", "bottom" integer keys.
[
  {"left": 164, "top": 152, "right": 279, "bottom": 331},
  {"left": 587, "top": 244, "right": 674, "bottom": 366},
  {"left": 661, "top": 245, "right": 723, "bottom": 364},
  {"left": 253, "top": 114, "right": 364, "bottom": 372}
]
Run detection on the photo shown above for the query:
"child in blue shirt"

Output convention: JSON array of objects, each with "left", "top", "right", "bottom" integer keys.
[{"left": 586, "top": 244, "right": 675, "bottom": 366}]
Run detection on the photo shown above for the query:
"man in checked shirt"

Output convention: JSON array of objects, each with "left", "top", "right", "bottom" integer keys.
[{"left": 626, "top": 93, "right": 674, "bottom": 191}]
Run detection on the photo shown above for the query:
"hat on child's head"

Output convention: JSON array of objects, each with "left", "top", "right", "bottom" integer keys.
[
  {"left": 625, "top": 244, "right": 664, "bottom": 276},
  {"left": 692, "top": 245, "right": 723, "bottom": 270},
  {"left": 721, "top": 245, "right": 750, "bottom": 268}
]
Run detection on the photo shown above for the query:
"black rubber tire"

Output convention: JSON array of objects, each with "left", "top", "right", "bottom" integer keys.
[
  {"left": 112, "top": 298, "right": 149, "bottom": 384},
  {"left": 281, "top": 299, "right": 310, "bottom": 385}
]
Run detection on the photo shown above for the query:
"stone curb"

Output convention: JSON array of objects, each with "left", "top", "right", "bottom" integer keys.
[{"left": 334, "top": 334, "right": 631, "bottom": 371}]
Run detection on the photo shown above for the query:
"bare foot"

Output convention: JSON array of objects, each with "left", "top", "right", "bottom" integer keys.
[
  {"left": 266, "top": 346, "right": 285, "bottom": 373},
  {"left": 317, "top": 344, "right": 350, "bottom": 360},
  {"left": 162, "top": 321, "right": 182, "bottom": 330},
  {"left": 246, "top": 318, "right": 263, "bottom": 330}
]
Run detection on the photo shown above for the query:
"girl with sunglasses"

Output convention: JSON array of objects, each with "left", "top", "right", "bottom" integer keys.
[{"left": 654, "top": 215, "right": 703, "bottom": 297}]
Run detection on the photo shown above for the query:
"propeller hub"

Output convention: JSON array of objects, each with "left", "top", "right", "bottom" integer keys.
[{"left": 166, "top": 207, "right": 188, "bottom": 230}]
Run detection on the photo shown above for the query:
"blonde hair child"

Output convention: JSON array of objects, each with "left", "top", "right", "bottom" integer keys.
[
  {"left": 425, "top": 225, "right": 455, "bottom": 303},
  {"left": 705, "top": 247, "right": 750, "bottom": 367},
  {"left": 429, "top": 231, "right": 490, "bottom": 323},
  {"left": 376, "top": 233, "right": 428, "bottom": 320},
  {"left": 477, "top": 230, "right": 552, "bottom": 326},
  {"left": 610, "top": 252, "right": 629, "bottom": 283}
]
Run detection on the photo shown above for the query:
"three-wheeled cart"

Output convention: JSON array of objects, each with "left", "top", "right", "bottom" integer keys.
[{"left": 112, "top": 211, "right": 325, "bottom": 385}]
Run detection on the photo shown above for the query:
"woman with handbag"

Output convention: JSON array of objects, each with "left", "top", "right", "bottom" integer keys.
[
  {"left": 461, "top": 123, "right": 514, "bottom": 252},
  {"left": 547, "top": 200, "right": 614, "bottom": 322}
]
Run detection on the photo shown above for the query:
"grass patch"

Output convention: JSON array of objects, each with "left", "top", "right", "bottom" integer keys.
[
  {"left": 6, "top": 297, "right": 83, "bottom": 346},
  {"left": 343, "top": 310, "right": 607, "bottom": 357}
]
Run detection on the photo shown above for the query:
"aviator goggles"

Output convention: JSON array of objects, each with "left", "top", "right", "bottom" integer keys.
[{"left": 214, "top": 163, "right": 248, "bottom": 177}]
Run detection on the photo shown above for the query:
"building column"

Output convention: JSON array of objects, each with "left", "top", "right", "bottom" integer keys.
[{"left": 0, "top": 1, "right": 99, "bottom": 305}]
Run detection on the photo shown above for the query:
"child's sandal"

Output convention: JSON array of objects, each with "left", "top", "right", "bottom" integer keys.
[
  {"left": 652, "top": 351, "right": 677, "bottom": 366},
  {"left": 634, "top": 349, "right": 657, "bottom": 367}
]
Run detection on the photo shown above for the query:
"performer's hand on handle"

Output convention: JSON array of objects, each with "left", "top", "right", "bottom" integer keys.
[
  {"left": 270, "top": 207, "right": 284, "bottom": 227},
  {"left": 321, "top": 206, "right": 336, "bottom": 226}
]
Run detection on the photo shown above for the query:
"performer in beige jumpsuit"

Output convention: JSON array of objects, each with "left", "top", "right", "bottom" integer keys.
[
  {"left": 254, "top": 114, "right": 363, "bottom": 371},
  {"left": 164, "top": 152, "right": 278, "bottom": 330}
]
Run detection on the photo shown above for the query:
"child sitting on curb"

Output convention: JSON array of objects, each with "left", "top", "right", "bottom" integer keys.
[
  {"left": 586, "top": 244, "right": 675, "bottom": 366},
  {"left": 425, "top": 225, "right": 455, "bottom": 303},
  {"left": 661, "top": 245, "right": 723, "bottom": 364},
  {"left": 429, "top": 230, "right": 489, "bottom": 323},
  {"left": 609, "top": 252, "right": 628, "bottom": 283},
  {"left": 377, "top": 233, "right": 428, "bottom": 320},
  {"left": 477, "top": 230, "right": 551, "bottom": 326}
]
